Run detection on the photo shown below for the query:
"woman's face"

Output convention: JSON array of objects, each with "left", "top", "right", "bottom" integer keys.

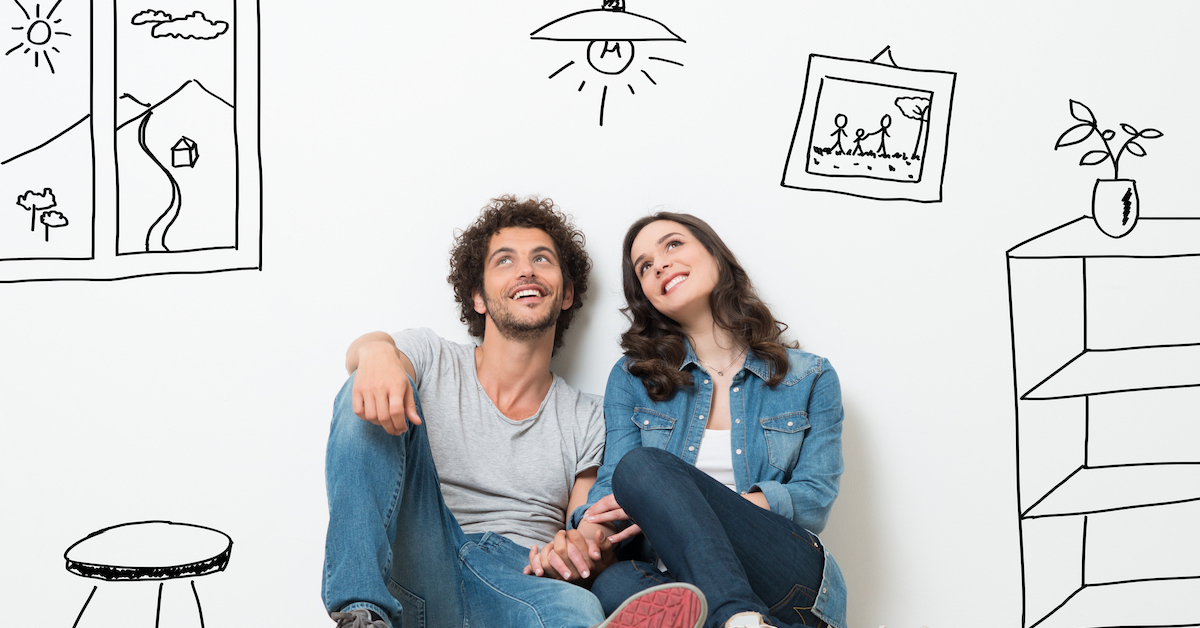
[{"left": 629, "top": 220, "right": 719, "bottom": 325}]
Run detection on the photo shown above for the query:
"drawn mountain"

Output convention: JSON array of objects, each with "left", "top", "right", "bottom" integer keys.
[
  {"left": 115, "top": 80, "right": 237, "bottom": 254},
  {"left": 0, "top": 115, "right": 94, "bottom": 261}
]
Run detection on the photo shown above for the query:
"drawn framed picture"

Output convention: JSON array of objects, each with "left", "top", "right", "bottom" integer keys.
[{"left": 781, "top": 52, "right": 956, "bottom": 203}]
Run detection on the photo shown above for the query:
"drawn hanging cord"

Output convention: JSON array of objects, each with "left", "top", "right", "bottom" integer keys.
[
  {"left": 65, "top": 520, "right": 232, "bottom": 628},
  {"left": 531, "top": 0, "right": 684, "bottom": 126},
  {"left": 781, "top": 45, "right": 956, "bottom": 202}
]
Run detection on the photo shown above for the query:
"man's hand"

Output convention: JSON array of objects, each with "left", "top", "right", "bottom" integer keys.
[
  {"left": 583, "top": 494, "right": 642, "bottom": 544},
  {"left": 350, "top": 336, "right": 420, "bottom": 435},
  {"left": 524, "top": 528, "right": 613, "bottom": 584}
]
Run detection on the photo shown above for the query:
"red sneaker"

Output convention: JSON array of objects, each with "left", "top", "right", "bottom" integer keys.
[{"left": 593, "top": 582, "right": 707, "bottom": 628}]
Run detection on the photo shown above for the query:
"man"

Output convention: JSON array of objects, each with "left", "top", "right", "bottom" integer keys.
[{"left": 322, "top": 196, "right": 706, "bottom": 628}]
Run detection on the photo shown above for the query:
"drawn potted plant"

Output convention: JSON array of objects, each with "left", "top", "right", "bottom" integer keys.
[{"left": 1054, "top": 100, "right": 1163, "bottom": 238}]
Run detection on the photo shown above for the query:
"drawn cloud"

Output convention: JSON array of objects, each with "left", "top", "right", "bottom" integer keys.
[
  {"left": 131, "top": 9, "right": 172, "bottom": 25},
  {"left": 131, "top": 10, "right": 229, "bottom": 40}
]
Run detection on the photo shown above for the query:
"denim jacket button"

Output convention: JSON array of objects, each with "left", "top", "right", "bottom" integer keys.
[
  {"left": 735, "top": 419, "right": 740, "bottom": 423},
  {"left": 703, "top": 379, "right": 709, "bottom": 385},
  {"left": 736, "top": 449, "right": 742, "bottom": 455},
  {"left": 688, "top": 446, "right": 695, "bottom": 451},
  {"left": 643, "top": 420, "right": 649, "bottom": 425},
  {"left": 787, "top": 421, "right": 793, "bottom": 426},
  {"left": 733, "top": 387, "right": 739, "bottom": 392},
  {"left": 699, "top": 415, "right": 705, "bottom": 420}
]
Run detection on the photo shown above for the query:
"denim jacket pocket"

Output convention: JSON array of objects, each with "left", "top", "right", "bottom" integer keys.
[
  {"left": 760, "top": 411, "right": 810, "bottom": 471},
  {"left": 632, "top": 408, "right": 677, "bottom": 449}
]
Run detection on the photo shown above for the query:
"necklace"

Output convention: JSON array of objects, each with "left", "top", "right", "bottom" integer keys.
[{"left": 696, "top": 345, "right": 748, "bottom": 376}]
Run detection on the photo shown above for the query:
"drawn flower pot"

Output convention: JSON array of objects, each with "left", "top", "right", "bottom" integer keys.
[{"left": 1092, "top": 178, "right": 1139, "bottom": 239}]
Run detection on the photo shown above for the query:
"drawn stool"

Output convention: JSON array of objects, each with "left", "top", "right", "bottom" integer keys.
[{"left": 65, "top": 520, "right": 233, "bottom": 627}]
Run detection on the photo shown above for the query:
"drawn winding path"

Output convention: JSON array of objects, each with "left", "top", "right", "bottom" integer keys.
[{"left": 137, "top": 111, "right": 182, "bottom": 252}]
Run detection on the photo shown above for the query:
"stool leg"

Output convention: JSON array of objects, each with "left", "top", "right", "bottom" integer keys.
[
  {"left": 191, "top": 580, "right": 206, "bottom": 628},
  {"left": 71, "top": 585, "right": 98, "bottom": 628}
]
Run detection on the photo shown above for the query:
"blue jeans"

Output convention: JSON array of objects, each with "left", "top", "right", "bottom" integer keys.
[
  {"left": 322, "top": 374, "right": 605, "bottom": 628},
  {"left": 592, "top": 447, "right": 828, "bottom": 628}
]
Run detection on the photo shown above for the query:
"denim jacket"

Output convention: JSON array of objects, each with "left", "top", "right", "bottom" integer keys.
[{"left": 571, "top": 343, "right": 847, "bottom": 628}]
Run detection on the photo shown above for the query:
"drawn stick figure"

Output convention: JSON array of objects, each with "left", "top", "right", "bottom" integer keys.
[
  {"left": 875, "top": 114, "right": 892, "bottom": 156},
  {"left": 852, "top": 128, "right": 866, "bottom": 156},
  {"left": 829, "top": 113, "right": 848, "bottom": 153}
]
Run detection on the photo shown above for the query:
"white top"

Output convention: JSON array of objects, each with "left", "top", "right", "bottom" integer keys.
[{"left": 695, "top": 429, "right": 736, "bottom": 492}]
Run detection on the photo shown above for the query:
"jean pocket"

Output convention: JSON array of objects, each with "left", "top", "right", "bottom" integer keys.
[
  {"left": 760, "top": 412, "right": 810, "bottom": 471},
  {"left": 767, "top": 582, "right": 824, "bottom": 627},
  {"left": 387, "top": 578, "right": 426, "bottom": 628},
  {"left": 632, "top": 408, "right": 677, "bottom": 449}
]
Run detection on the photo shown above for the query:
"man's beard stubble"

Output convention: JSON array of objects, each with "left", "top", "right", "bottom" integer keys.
[{"left": 482, "top": 288, "right": 561, "bottom": 343}]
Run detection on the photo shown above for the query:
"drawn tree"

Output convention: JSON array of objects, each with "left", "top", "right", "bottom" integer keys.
[
  {"left": 894, "top": 97, "right": 931, "bottom": 158},
  {"left": 40, "top": 210, "right": 68, "bottom": 242},
  {"left": 16, "top": 188, "right": 57, "bottom": 232}
]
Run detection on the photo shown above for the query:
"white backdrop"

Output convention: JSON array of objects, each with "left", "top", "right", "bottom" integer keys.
[{"left": 4, "top": 1, "right": 1200, "bottom": 627}]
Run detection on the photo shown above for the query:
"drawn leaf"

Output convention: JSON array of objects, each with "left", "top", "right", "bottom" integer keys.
[
  {"left": 1126, "top": 141, "right": 1147, "bottom": 157},
  {"left": 1070, "top": 100, "right": 1096, "bottom": 124},
  {"left": 1102, "top": 129, "right": 1116, "bottom": 141},
  {"left": 1120, "top": 123, "right": 1138, "bottom": 135},
  {"left": 1079, "top": 150, "right": 1109, "bottom": 166},
  {"left": 1055, "top": 123, "right": 1094, "bottom": 148},
  {"left": 1140, "top": 128, "right": 1164, "bottom": 139}
]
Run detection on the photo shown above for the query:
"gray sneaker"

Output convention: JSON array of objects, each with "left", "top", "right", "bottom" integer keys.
[{"left": 331, "top": 609, "right": 390, "bottom": 628}]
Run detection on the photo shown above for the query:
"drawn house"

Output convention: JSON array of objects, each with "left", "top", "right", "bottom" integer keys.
[{"left": 171, "top": 136, "right": 199, "bottom": 168}]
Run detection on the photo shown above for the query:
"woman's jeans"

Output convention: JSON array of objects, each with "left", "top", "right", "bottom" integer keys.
[
  {"left": 322, "top": 374, "right": 605, "bottom": 628},
  {"left": 591, "top": 447, "right": 827, "bottom": 628}
]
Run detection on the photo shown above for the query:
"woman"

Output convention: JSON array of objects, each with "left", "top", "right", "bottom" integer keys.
[{"left": 561, "top": 213, "right": 847, "bottom": 628}]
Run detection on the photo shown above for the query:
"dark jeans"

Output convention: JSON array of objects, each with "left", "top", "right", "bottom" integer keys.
[{"left": 591, "top": 447, "right": 828, "bottom": 628}]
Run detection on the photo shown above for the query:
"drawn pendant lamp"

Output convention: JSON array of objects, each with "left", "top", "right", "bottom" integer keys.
[
  {"left": 1054, "top": 99, "right": 1163, "bottom": 238},
  {"left": 531, "top": 0, "right": 684, "bottom": 125}
]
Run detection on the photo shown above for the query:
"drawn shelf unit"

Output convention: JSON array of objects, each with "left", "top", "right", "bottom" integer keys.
[{"left": 1008, "top": 216, "right": 1200, "bottom": 628}]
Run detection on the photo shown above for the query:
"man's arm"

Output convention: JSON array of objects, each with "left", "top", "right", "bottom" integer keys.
[{"left": 345, "top": 331, "right": 421, "bottom": 435}]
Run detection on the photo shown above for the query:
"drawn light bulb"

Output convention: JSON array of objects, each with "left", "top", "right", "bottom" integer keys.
[
  {"left": 531, "top": 0, "right": 685, "bottom": 125},
  {"left": 587, "top": 40, "right": 634, "bottom": 75}
]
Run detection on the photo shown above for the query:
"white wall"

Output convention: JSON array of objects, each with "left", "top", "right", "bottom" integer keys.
[{"left": 4, "top": 1, "right": 1200, "bottom": 626}]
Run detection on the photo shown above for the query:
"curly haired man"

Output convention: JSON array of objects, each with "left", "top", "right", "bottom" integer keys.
[{"left": 322, "top": 196, "right": 705, "bottom": 628}]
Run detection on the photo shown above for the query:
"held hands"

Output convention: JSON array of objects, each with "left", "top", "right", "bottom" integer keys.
[
  {"left": 524, "top": 528, "right": 614, "bottom": 584},
  {"left": 352, "top": 339, "right": 420, "bottom": 435}
]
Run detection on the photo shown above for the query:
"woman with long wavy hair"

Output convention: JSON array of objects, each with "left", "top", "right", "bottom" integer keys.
[{"left": 530, "top": 213, "right": 847, "bottom": 628}]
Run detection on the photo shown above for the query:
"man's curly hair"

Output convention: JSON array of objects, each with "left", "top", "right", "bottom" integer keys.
[{"left": 448, "top": 195, "right": 591, "bottom": 352}]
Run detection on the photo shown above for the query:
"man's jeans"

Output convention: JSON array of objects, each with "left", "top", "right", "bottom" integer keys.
[
  {"left": 322, "top": 374, "right": 605, "bottom": 628},
  {"left": 590, "top": 447, "right": 828, "bottom": 628}
]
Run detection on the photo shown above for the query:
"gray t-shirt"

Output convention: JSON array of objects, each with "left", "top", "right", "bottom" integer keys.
[{"left": 394, "top": 328, "right": 605, "bottom": 548}]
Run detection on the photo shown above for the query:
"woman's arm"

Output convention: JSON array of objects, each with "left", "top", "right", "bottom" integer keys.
[
  {"left": 569, "top": 360, "right": 647, "bottom": 530},
  {"left": 751, "top": 359, "right": 843, "bottom": 533}
]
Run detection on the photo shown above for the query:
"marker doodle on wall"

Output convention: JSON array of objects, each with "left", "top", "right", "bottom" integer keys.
[
  {"left": 531, "top": 0, "right": 684, "bottom": 126},
  {"left": 781, "top": 46, "right": 956, "bottom": 202},
  {"left": 0, "top": 0, "right": 261, "bottom": 282},
  {"left": 1054, "top": 99, "right": 1163, "bottom": 239},
  {"left": 2, "top": 0, "right": 93, "bottom": 263},
  {"left": 117, "top": 4, "right": 236, "bottom": 255},
  {"left": 1009, "top": 217, "right": 1200, "bottom": 628},
  {"left": 65, "top": 520, "right": 232, "bottom": 628}
]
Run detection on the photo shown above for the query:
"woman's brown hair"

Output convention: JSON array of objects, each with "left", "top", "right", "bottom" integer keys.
[{"left": 620, "top": 212, "right": 797, "bottom": 401}]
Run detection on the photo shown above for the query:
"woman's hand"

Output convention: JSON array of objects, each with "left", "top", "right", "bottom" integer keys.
[{"left": 584, "top": 494, "right": 643, "bottom": 544}]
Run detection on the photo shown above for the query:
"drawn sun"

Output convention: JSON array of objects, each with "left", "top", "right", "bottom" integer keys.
[{"left": 6, "top": 0, "right": 71, "bottom": 73}]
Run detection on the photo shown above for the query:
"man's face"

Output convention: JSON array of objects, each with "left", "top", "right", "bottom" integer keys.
[{"left": 473, "top": 227, "right": 574, "bottom": 343}]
